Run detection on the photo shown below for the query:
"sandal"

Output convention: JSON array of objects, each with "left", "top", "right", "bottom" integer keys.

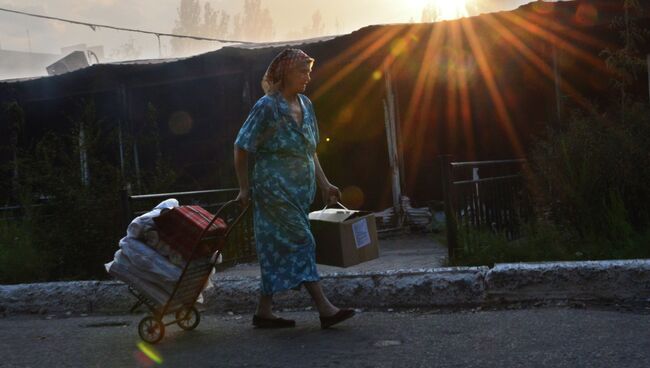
[
  {"left": 320, "top": 309, "right": 355, "bottom": 329},
  {"left": 252, "top": 315, "right": 296, "bottom": 329}
]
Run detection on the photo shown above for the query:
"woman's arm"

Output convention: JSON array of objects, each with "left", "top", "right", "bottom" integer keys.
[
  {"left": 234, "top": 146, "right": 250, "bottom": 206},
  {"left": 313, "top": 152, "right": 341, "bottom": 205}
]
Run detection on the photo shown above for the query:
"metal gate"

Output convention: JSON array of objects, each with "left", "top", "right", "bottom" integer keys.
[{"left": 440, "top": 156, "right": 531, "bottom": 261}]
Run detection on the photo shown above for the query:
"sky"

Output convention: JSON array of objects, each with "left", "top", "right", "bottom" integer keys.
[{"left": 0, "top": 0, "right": 536, "bottom": 77}]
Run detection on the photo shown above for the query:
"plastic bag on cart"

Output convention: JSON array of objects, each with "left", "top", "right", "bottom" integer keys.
[
  {"left": 127, "top": 198, "right": 179, "bottom": 239},
  {"left": 105, "top": 248, "right": 215, "bottom": 305},
  {"left": 106, "top": 248, "right": 175, "bottom": 292},
  {"left": 118, "top": 237, "right": 182, "bottom": 287},
  {"left": 194, "top": 259, "right": 216, "bottom": 305},
  {"left": 105, "top": 258, "right": 171, "bottom": 306}
]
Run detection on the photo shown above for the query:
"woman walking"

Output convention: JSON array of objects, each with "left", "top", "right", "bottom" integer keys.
[{"left": 234, "top": 48, "right": 355, "bottom": 329}]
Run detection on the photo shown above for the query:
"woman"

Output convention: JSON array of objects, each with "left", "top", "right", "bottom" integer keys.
[{"left": 234, "top": 48, "right": 355, "bottom": 329}]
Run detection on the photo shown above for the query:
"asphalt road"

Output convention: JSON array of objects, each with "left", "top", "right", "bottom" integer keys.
[{"left": 1, "top": 306, "right": 648, "bottom": 368}]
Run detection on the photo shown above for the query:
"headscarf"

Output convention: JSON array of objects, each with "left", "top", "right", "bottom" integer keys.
[{"left": 261, "top": 48, "right": 315, "bottom": 95}]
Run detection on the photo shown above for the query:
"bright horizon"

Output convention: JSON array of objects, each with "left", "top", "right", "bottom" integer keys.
[{"left": 0, "top": 0, "right": 534, "bottom": 54}]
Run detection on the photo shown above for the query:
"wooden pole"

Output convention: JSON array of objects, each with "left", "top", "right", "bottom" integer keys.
[
  {"left": 384, "top": 69, "right": 403, "bottom": 227},
  {"left": 383, "top": 99, "right": 402, "bottom": 224}
]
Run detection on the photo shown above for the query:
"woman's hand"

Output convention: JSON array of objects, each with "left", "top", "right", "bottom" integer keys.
[
  {"left": 321, "top": 184, "right": 341, "bottom": 206},
  {"left": 236, "top": 188, "right": 250, "bottom": 208}
]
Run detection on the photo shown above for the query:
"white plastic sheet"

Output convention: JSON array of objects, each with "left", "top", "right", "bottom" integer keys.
[
  {"left": 105, "top": 258, "right": 171, "bottom": 306},
  {"left": 117, "top": 239, "right": 182, "bottom": 288},
  {"left": 126, "top": 198, "right": 179, "bottom": 239}
]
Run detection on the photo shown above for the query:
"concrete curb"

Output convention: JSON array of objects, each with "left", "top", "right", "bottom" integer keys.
[
  {"left": 210, "top": 267, "right": 488, "bottom": 312},
  {"left": 1, "top": 260, "right": 649, "bottom": 315},
  {"left": 485, "top": 260, "right": 650, "bottom": 303}
]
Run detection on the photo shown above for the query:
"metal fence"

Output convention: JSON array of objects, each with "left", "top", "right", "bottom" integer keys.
[
  {"left": 121, "top": 188, "right": 256, "bottom": 267},
  {"left": 440, "top": 156, "right": 531, "bottom": 261}
]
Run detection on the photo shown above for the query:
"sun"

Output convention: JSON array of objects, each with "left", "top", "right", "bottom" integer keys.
[
  {"left": 437, "top": 1, "right": 469, "bottom": 20},
  {"left": 405, "top": 0, "right": 470, "bottom": 21}
]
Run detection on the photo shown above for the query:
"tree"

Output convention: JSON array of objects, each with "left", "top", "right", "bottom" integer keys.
[
  {"left": 421, "top": 4, "right": 440, "bottom": 23},
  {"left": 601, "top": 0, "right": 649, "bottom": 117},
  {"left": 307, "top": 10, "right": 326, "bottom": 38},
  {"left": 171, "top": 0, "right": 230, "bottom": 56},
  {"left": 467, "top": 0, "right": 493, "bottom": 17},
  {"left": 231, "top": 0, "right": 275, "bottom": 42},
  {"left": 110, "top": 38, "right": 142, "bottom": 61},
  {"left": 527, "top": 0, "right": 650, "bottom": 260},
  {"left": 203, "top": 2, "right": 230, "bottom": 39},
  {"left": 287, "top": 10, "right": 327, "bottom": 40}
]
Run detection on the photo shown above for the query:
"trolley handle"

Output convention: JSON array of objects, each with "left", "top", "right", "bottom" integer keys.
[{"left": 213, "top": 199, "right": 250, "bottom": 237}]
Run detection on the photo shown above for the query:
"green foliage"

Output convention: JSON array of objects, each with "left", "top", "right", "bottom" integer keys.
[
  {"left": 451, "top": 221, "right": 578, "bottom": 267},
  {"left": 0, "top": 99, "right": 177, "bottom": 284},
  {"left": 451, "top": 215, "right": 650, "bottom": 267},
  {"left": 0, "top": 213, "right": 48, "bottom": 284},
  {"left": 452, "top": 1, "right": 650, "bottom": 266},
  {"left": 530, "top": 100, "right": 650, "bottom": 236},
  {"left": 531, "top": 104, "right": 641, "bottom": 228},
  {"left": 514, "top": 0, "right": 650, "bottom": 265}
]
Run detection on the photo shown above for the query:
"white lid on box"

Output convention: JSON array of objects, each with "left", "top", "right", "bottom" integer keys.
[{"left": 309, "top": 208, "right": 359, "bottom": 223}]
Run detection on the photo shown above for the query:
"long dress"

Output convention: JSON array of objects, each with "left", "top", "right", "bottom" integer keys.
[{"left": 234, "top": 92, "right": 321, "bottom": 295}]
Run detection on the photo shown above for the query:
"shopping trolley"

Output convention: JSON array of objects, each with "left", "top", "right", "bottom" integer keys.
[{"left": 124, "top": 199, "right": 249, "bottom": 344}]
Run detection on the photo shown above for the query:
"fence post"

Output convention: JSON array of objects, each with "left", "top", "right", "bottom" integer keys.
[{"left": 439, "top": 155, "right": 458, "bottom": 263}]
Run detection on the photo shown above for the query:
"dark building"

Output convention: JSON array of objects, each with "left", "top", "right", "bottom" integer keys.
[{"left": 1, "top": 0, "right": 649, "bottom": 210}]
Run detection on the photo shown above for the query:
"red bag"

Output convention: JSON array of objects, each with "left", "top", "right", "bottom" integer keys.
[{"left": 153, "top": 205, "right": 227, "bottom": 261}]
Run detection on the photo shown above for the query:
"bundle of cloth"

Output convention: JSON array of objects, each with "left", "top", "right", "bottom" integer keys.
[{"left": 104, "top": 199, "right": 218, "bottom": 306}]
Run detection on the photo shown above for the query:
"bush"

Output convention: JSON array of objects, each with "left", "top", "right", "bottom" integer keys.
[
  {"left": 0, "top": 215, "right": 49, "bottom": 284},
  {"left": 451, "top": 221, "right": 578, "bottom": 267},
  {"left": 528, "top": 102, "right": 650, "bottom": 259},
  {"left": 0, "top": 100, "right": 177, "bottom": 284},
  {"left": 452, "top": 99, "right": 650, "bottom": 266}
]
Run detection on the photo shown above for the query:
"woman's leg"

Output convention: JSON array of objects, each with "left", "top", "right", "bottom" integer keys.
[
  {"left": 255, "top": 294, "right": 275, "bottom": 318},
  {"left": 303, "top": 281, "right": 339, "bottom": 317},
  {"left": 253, "top": 293, "right": 295, "bottom": 328}
]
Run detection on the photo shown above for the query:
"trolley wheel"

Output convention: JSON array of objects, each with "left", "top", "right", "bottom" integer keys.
[
  {"left": 176, "top": 307, "right": 200, "bottom": 331},
  {"left": 138, "top": 316, "right": 165, "bottom": 344}
]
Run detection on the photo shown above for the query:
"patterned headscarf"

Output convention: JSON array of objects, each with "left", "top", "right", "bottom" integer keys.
[{"left": 261, "top": 48, "right": 315, "bottom": 95}]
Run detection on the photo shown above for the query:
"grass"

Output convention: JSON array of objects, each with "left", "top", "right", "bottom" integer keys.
[
  {"left": 0, "top": 217, "right": 49, "bottom": 284},
  {"left": 446, "top": 220, "right": 650, "bottom": 268}
]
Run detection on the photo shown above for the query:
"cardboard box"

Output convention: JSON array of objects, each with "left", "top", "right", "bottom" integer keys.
[{"left": 309, "top": 208, "right": 379, "bottom": 267}]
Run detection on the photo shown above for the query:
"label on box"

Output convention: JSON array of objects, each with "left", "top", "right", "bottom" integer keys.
[{"left": 352, "top": 218, "right": 371, "bottom": 249}]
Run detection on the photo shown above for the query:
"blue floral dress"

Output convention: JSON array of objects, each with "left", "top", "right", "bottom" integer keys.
[{"left": 235, "top": 92, "right": 321, "bottom": 295}]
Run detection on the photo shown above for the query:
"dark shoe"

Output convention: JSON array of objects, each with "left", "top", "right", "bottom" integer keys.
[
  {"left": 320, "top": 308, "right": 355, "bottom": 329},
  {"left": 252, "top": 315, "right": 296, "bottom": 329}
]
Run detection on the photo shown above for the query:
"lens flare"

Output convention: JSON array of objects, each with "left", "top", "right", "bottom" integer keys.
[
  {"left": 575, "top": 4, "right": 598, "bottom": 26},
  {"left": 137, "top": 341, "right": 163, "bottom": 365},
  {"left": 168, "top": 111, "right": 193, "bottom": 135},
  {"left": 342, "top": 186, "right": 365, "bottom": 209}
]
